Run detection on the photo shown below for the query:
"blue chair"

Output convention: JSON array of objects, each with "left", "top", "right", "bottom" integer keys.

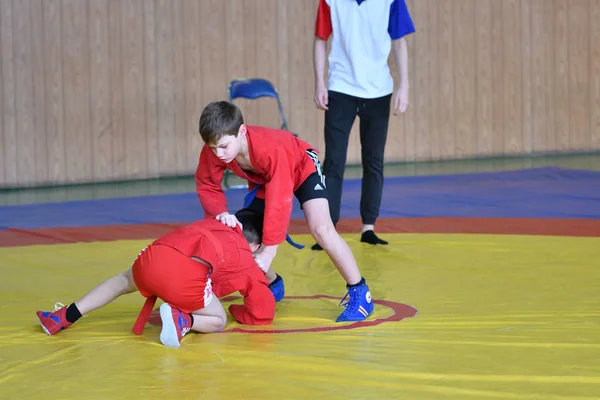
[
  {"left": 224, "top": 78, "right": 294, "bottom": 189},
  {"left": 228, "top": 78, "right": 289, "bottom": 131},
  {"left": 225, "top": 79, "right": 305, "bottom": 250}
]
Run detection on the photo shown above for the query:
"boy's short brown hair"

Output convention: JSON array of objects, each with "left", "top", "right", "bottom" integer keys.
[{"left": 198, "top": 101, "right": 244, "bottom": 145}]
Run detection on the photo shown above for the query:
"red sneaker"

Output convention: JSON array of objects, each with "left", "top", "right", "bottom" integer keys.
[
  {"left": 36, "top": 303, "right": 73, "bottom": 335},
  {"left": 159, "top": 303, "right": 192, "bottom": 347}
]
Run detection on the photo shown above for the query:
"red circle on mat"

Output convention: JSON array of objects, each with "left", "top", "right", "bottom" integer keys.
[{"left": 219, "top": 294, "right": 418, "bottom": 334}]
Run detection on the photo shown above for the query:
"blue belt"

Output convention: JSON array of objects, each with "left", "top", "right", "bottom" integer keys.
[{"left": 243, "top": 185, "right": 305, "bottom": 250}]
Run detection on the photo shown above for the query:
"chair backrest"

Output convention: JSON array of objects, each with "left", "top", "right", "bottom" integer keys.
[
  {"left": 228, "top": 78, "right": 279, "bottom": 101},
  {"left": 227, "top": 78, "right": 290, "bottom": 132}
]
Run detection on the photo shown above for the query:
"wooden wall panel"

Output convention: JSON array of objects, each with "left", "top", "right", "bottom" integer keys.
[
  {"left": 453, "top": 0, "right": 476, "bottom": 158},
  {"left": 287, "top": 0, "right": 313, "bottom": 155},
  {"left": 256, "top": 0, "right": 281, "bottom": 130},
  {"left": 144, "top": 0, "right": 159, "bottom": 178},
  {"left": 521, "top": 0, "right": 533, "bottom": 154},
  {"left": 122, "top": 0, "right": 147, "bottom": 178},
  {"left": 438, "top": 1, "right": 455, "bottom": 159},
  {"left": 543, "top": 0, "right": 557, "bottom": 151},
  {"left": 568, "top": 0, "right": 590, "bottom": 150},
  {"left": 90, "top": 0, "right": 111, "bottom": 181},
  {"left": 1, "top": 0, "right": 599, "bottom": 188},
  {"left": 425, "top": 0, "right": 439, "bottom": 160},
  {"left": 108, "top": 0, "right": 124, "bottom": 179},
  {"left": 62, "top": 0, "right": 91, "bottom": 183},
  {"left": 182, "top": 0, "right": 202, "bottom": 172},
  {"left": 554, "top": 0, "right": 570, "bottom": 151},
  {"left": 1, "top": 0, "right": 17, "bottom": 185},
  {"left": 0, "top": 0, "right": 3, "bottom": 187},
  {"left": 13, "top": 0, "right": 36, "bottom": 184},
  {"left": 155, "top": 0, "right": 176, "bottom": 176},
  {"left": 412, "top": 0, "right": 431, "bottom": 161},
  {"left": 530, "top": 0, "right": 547, "bottom": 152},
  {"left": 475, "top": 0, "right": 493, "bottom": 156},
  {"left": 276, "top": 0, "right": 290, "bottom": 134},
  {"left": 31, "top": 0, "right": 48, "bottom": 184},
  {"left": 398, "top": 0, "right": 416, "bottom": 162},
  {"left": 43, "top": 0, "right": 66, "bottom": 184},
  {"left": 593, "top": 1, "right": 600, "bottom": 149},
  {"left": 171, "top": 0, "right": 188, "bottom": 175},
  {"left": 502, "top": 0, "right": 523, "bottom": 154}
]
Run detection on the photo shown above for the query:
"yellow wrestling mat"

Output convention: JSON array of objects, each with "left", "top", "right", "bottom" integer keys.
[{"left": 2, "top": 233, "right": 600, "bottom": 400}]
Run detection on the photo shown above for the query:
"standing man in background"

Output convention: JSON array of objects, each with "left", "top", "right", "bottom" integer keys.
[{"left": 312, "top": 0, "right": 415, "bottom": 250}]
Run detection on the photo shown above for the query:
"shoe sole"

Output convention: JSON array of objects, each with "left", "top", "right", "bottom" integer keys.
[
  {"left": 159, "top": 303, "right": 180, "bottom": 348},
  {"left": 335, "top": 305, "right": 374, "bottom": 323},
  {"left": 38, "top": 320, "right": 52, "bottom": 335}
]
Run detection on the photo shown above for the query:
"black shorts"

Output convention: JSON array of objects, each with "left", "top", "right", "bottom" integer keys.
[{"left": 247, "top": 149, "right": 328, "bottom": 212}]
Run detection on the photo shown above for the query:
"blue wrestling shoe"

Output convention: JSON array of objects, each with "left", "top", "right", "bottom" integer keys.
[
  {"left": 269, "top": 274, "right": 285, "bottom": 302},
  {"left": 336, "top": 282, "right": 374, "bottom": 322}
]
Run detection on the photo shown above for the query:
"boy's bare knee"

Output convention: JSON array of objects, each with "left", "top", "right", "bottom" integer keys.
[
  {"left": 211, "top": 307, "right": 227, "bottom": 332},
  {"left": 311, "top": 221, "right": 337, "bottom": 245},
  {"left": 193, "top": 297, "right": 227, "bottom": 333},
  {"left": 215, "top": 315, "right": 227, "bottom": 332},
  {"left": 203, "top": 314, "right": 226, "bottom": 333},
  {"left": 121, "top": 268, "right": 138, "bottom": 293}
]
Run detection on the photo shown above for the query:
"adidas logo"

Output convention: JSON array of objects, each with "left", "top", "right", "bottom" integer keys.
[{"left": 314, "top": 183, "right": 324, "bottom": 191}]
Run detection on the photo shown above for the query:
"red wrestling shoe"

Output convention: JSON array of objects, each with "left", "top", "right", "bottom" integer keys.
[
  {"left": 36, "top": 302, "right": 73, "bottom": 335},
  {"left": 159, "top": 303, "right": 192, "bottom": 347}
]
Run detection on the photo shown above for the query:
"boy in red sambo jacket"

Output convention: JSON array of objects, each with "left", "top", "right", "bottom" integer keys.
[
  {"left": 195, "top": 101, "right": 374, "bottom": 322},
  {"left": 36, "top": 209, "right": 276, "bottom": 348}
]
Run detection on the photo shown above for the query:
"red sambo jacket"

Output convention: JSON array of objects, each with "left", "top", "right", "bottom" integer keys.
[
  {"left": 195, "top": 125, "right": 317, "bottom": 246},
  {"left": 132, "top": 219, "right": 275, "bottom": 334}
]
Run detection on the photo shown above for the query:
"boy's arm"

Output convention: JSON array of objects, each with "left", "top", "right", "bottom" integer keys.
[
  {"left": 391, "top": 37, "right": 409, "bottom": 114},
  {"left": 228, "top": 278, "right": 276, "bottom": 325},
  {"left": 248, "top": 150, "right": 295, "bottom": 273},
  {"left": 314, "top": 38, "right": 329, "bottom": 110},
  {"left": 313, "top": 0, "right": 331, "bottom": 110},
  {"left": 195, "top": 145, "right": 229, "bottom": 219},
  {"left": 389, "top": 0, "right": 415, "bottom": 114},
  {"left": 261, "top": 151, "right": 295, "bottom": 246}
]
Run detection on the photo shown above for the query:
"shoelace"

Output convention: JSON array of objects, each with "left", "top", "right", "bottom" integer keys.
[
  {"left": 51, "top": 302, "right": 86, "bottom": 319},
  {"left": 338, "top": 289, "right": 359, "bottom": 312}
]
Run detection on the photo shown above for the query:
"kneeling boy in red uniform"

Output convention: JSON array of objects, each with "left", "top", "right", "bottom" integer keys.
[{"left": 36, "top": 209, "right": 275, "bottom": 348}]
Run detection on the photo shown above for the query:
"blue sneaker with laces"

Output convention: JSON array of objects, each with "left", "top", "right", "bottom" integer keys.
[
  {"left": 336, "top": 282, "right": 374, "bottom": 322},
  {"left": 269, "top": 274, "right": 285, "bottom": 302}
]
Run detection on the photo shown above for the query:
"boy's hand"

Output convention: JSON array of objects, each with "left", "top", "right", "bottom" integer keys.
[
  {"left": 392, "top": 84, "right": 409, "bottom": 114},
  {"left": 215, "top": 212, "right": 239, "bottom": 228},
  {"left": 253, "top": 245, "right": 278, "bottom": 273},
  {"left": 314, "top": 83, "right": 329, "bottom": 111},
  {"left": 253, "top": 257, "right": 269, "bottom": 273},
  {"left": 253, "top": 252, "right": 275, "bottom": 273}
]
